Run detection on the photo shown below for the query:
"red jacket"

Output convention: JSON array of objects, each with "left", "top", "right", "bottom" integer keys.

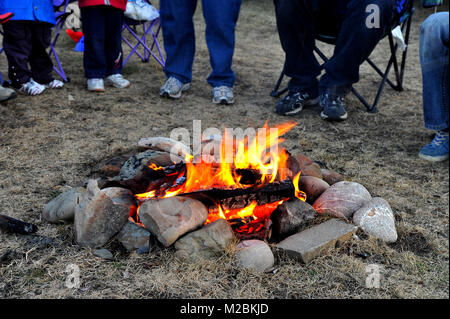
[{"left": 78, "top": 0, "right": 127, "bottom": 11}]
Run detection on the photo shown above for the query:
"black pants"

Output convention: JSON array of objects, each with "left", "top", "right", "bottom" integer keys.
[
  {"left": 274, "top": 0, "right": 396, "bottom": 96},
  {"left": 80, "top": 5, "right": 124, "bottom": 79},
  {"left": 2, "top": 21, "right": 54, "bottom": 87}
]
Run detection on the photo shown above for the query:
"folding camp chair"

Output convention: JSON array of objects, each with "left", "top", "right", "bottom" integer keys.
[
  {"left": 121, "top": 1, "right": 165, "bottom": 68},
  {"left": 0, "top": 0, "right": 74, "bottom": 85},
  {"left": 270, "top": 0, "right": 415, "bottom": 113}
]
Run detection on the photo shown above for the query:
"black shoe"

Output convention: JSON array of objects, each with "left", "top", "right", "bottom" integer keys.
[
  {"left": 319, "top": 93, "right": 348, "bottom": 121},
  {"left": 274, "top": 91, "right": 319, "bottom": 116}
]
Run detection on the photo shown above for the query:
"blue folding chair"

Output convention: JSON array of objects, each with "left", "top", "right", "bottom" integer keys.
[{"left": 271, "top": 0, "right": 415, "bottom": 113}]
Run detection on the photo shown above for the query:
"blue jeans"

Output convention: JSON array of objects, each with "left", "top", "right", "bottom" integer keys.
[
  {"left": 420, "top": 12, "right": 449, "bottom": 131},
  {"left": 160, "top": 0, "right": 242, "bottom": 87}
]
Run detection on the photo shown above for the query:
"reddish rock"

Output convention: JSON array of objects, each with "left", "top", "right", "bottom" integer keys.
[
  {"left": 321, "top": 169, "right": 345, "bottom": 186},
  {"left": 298, "top": 176, "right": 330, "bottom": 203},
  {"left": 271, "top": 199, "right": 317, "bottom": 239},
  {"left": 301, "top": 162, "right": 323, "bottom": 179}
]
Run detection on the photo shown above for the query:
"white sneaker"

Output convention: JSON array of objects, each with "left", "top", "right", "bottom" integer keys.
[
  {"left": 45, "top": 79, "right": 64, "bottom": 89},
  {"left": 87, "top": 78, "right": 105, "bottom": 92},
  {"left": 105, "top": 74, "right": 130, "bottom": 89},
  {"left": 19, "top": 78, "right": 46, "bottom": 96}
]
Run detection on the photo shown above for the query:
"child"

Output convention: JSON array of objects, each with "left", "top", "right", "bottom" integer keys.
[
  {"left": 78, "top": 0, "right": 130, "bottom": 92},
  {"left": 0, "top": 0, "right": 64, "bottom": 96},
  {"left": 0, "top": 11, "right": 16, "bottom": 102}
]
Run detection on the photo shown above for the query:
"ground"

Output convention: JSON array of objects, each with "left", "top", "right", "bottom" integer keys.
[{"left": 0, "top": 0, "right": 448, "bottom": 299}]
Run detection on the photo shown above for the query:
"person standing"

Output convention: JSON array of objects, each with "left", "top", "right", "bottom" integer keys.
[
  {"left": 0, "top": 11, "right": 16, "bottom": 102},
  {"left": 159, "top": 0, "right": 242, "bottom": 105},
  {"left": 418, "top": 11, "right": 449, "bottom": 162},
  {"left": 78, "top": 0, "right": 130, "bottom": 92}
]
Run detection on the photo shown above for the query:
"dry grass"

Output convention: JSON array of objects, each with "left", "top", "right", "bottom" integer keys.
[{"left": 0, "top": 0, "right": 448, "bottom": 299}]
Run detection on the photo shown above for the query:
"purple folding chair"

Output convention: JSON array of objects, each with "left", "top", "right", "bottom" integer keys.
[
  {"left": 121, "top": 1, "right": 165, "bottom": 68},
  {"left": 0, "top": 0, "right": 74, "bottom": 85}
]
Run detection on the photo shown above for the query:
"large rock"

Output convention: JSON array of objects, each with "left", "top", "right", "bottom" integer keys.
[
  {"left": 117, "top": 221, "right": 152, "bottom": 251},
  {"left": 271, "top": 199, "right": 317, "bottom": 239},
  {"left": 353, "top": 197, "right": 398, "bottom": 243},
  {"left": 139, "top": 196, "right": 208, "bottom": 247},
  {"left": 313, "top": 181, "right": 372, "bottom": 220},
  {"left": 42, "top": 187, "right": 85, "bottom": 223},
  {"left": 175, "top": 219, "right": 235, "bottom": 262},
  {"left": 112, "top": 150, "right": 184, "bottom": 193},
  {"left": 298, "top": 176, "right": 330, "bottom": 203},
  {"left": 235, "top": 240, "right": 274, "bottom": 272},
  {"left": 321, "top": 169, "right": 345, "bottom": 186},
  {"left": 74, "top": 180, "right": 136, "bottom": 248},
  {"left": 276, "top": 218, "right": 357, "bottom": 263}
]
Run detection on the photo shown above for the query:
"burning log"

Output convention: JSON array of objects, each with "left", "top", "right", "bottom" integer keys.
[{"left": 0, "top": 214, "right": 38, "bottom": 235}]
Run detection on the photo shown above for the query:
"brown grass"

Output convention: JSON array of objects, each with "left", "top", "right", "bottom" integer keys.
[{"left": 0, "top": 0, "right": 448, "bottom": 299}]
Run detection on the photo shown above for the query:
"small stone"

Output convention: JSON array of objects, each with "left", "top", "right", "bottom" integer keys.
[
  {"left": 353, "top": 197, "right": 398, "bottom": 243},
  {"left": 139, "top": 196, "right": 208, "bottom": 247},
  {"left": 271, "top": 199, "right": 317, "bottom": 239},
  {"left": 74, "top": 180, "right": 137, "bottom": 248},
  {"left": 175, "top": 219, "right": 235, "bottom": 262},
  {"left": 298, "top": 175, "right": 330, "bottom": 203},
  {"left": 301, "top": 162, "right": 323, "bottom": 179},
  {"left": 321, "top": 169, "right": 345, "bottom": 186},
  {"left": 235, "top": 240, "right": 274, "bottom": 272},
  {"left": 117, "top": 221, "right": 151, "bottom": 251},
  {"left": 287, "top": 153, "right": 313, "bottom": 176},
  {"left": 313, "top": 181, "right": 372, "bottom": 220},
  {"left": 93, "top": 249, "right": 113, "bottom": 260},
  {"left": 95, "top": 155, "right": 130, "bottom": 177},
  {"left": 42, "top": 187, "right": 85, "bottom": 223},
  {"left": 276, "top": 218, "right": 357, "bottom": 263}
]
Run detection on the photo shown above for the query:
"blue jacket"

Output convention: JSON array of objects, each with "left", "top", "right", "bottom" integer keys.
[{"left": 0, "top": 0, "right": 56, "bottom": 25}]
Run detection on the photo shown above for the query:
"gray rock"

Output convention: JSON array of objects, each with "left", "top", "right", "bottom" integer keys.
[
  {"left": 353, "top": 197, "right": 398, "bottom": 243},
  {"left": 117, "top": 221, "right": 151, "bottom": 251},
  {"left": 74, "top": 180, "right": 136, "bottom": 248},
  {"left": 276, "top": 218, "right": 357, "bottom": 263},
  {"left": 235, "top": 240, "right": 274, "bottom": 272},
  {"left": 313, "top": 181, "right": 372, "bottom": 220},
  {"left": 175, "top": 219, "right": 235, "bottom": 262},
  {"left": 271, "top": 199, "right": 317, "bottom": 239},
  {"left": 42, "top": 187, "right": 85, "bottom": 223},
  {"left": 93, "top": 248, "right": 113, "bottom": 260},
  {"left": 139, "top": 196, "right": 208, "bottom": 247}
]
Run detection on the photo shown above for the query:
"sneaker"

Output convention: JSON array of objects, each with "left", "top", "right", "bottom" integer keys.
[
  {"left": 212, "top": 86, "right": 234, "bottom": 105},
  {"left": 319, "top": 93, "right": 348, "bottom": 121},
  {"left": 105, "top": 74, "right": 130, "bottom": 89},
  {"left": 19, "top": 78, "right": 46, "bottom": 96},
  {"left": 160, "top": 77, "right": 190, "bottom": 99},
  {"left": 274, "top": 91, "right": 319, "bottom": 115},
  {"left": 87, "top": 78, "right": 105, "bottom": 92},
  {"left": 44, "top": 79, "right": 64, "bottom": 89},
  {"left": 0, "top": 85, "right": 17, "bottom": 102},
  {"left": 419, "top": 130, "right": 449, "bottom": 162}
]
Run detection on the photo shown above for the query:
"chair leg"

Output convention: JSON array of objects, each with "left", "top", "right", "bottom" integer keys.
[{"left": 270, "top": 65, "right": 287, "bottom": 98}]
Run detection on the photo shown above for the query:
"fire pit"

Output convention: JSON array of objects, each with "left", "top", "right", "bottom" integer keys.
[{"left": 42, "top": 122, "right": 399, "bottom": 270}]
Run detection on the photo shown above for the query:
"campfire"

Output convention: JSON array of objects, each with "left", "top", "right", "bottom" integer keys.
[{"left": 130, "top": 121, "right": 306, "bottom": 240}]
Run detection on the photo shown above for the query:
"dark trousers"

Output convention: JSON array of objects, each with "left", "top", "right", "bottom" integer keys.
[
  {"left": 80, "top": 5, "right": 124, "bottom": 79},
  {"left": 2, "top": 21, "right": 54, "bottom": 87},
  {"left": 160, "top": 0, "right": 242, "bottom": 87},
  {"left": 274, "top": 0, "right": 396, "bottom": 96}
]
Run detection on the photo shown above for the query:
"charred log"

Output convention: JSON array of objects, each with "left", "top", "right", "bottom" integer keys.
[{"left": 0, "top": 214, "right": 38, "bottom": 235}]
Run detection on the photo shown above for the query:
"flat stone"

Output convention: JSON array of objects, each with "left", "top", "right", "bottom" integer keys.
[
  {"left": 313, "top": 181, "right": 372, "bottom": 220},
  {"left": 93, "top": 248, "right": 113, "bottom": 260},
  {"left": 42, "top": 187, "right": 85, "bottom": 223},
  {"left": 139, "top": 196, "right": 208, "bottom": 247},
  {"left": 74, "top": 180, "right": 136, "bottom": 248},
  {"left": 235, "top": 240, "right": 274, "bottom": 272},
  {"left": 116, "top": 221, "right": 152, "bottom": 251},
  {"left": 353, "top": 197, "right": 398, "bottom": 243},
  {"left": 271, "top": 199, "right": 317, "bottom": 240},
  {"left": 276, "top": 218, "right": 357, "bottom": 263},
  {"left": 175, "top": 219, "right": 235, "bottom": 262}
]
